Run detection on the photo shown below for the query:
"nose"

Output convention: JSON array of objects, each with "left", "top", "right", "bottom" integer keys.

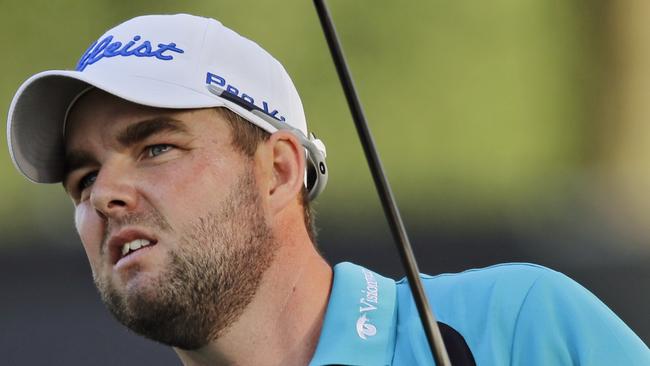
[{"left": 89, "top": 164, "right": 138, "bottom": 220}]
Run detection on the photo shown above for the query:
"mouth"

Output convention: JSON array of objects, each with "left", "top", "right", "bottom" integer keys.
[
  {"left": 108, "top": 229, "right": 159, "bottom": 266},
  {"left": 120, "top": 238, "right": 156, "bottom": 258}
]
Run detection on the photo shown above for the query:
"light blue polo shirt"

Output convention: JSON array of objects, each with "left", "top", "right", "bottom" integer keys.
[{"left": 309, "top": 262, "right": 650, "bottom": 366}]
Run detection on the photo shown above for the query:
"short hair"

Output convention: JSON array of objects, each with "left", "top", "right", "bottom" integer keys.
[{"left": 216, "top": 108, "right": 317, "bottom": 243}]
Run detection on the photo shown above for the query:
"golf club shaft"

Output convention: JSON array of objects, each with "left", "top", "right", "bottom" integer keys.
[{"left": 312, "top": 1, "right": 452, "bottom": 365}]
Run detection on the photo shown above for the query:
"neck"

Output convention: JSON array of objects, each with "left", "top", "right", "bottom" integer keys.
[{"left": 174, "top": 236, "right": 332, "bottom": 366}]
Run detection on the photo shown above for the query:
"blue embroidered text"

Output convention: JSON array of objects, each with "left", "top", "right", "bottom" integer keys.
[{"left": 75, "top": 35, "right": 184, "bottom": 71}]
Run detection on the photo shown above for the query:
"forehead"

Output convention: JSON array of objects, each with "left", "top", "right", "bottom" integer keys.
[{"left": 64, "top": 89, "right": 228, "bottom": 148}]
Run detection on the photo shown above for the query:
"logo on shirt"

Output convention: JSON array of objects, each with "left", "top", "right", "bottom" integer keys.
[
  {"left": 356, "top": 313, "right": 377, "bottom": 340},
  {"left": 356, "top": 268, "right": 379, "bottom": 340}
]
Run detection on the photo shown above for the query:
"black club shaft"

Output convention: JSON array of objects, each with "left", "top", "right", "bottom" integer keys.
[{"left": 312, "top": 1, "right": 452, "bottom": 365}]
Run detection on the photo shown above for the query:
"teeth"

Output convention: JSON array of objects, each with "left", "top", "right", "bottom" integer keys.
[
  {"left": 121, "top": 243, "right": 130, "bottom": 256},
  {"left": 121, "top": 239, "right": 151, "bottom": 257},
  {"left": 130, "top": 240, "right": 143, "bottom": 251}
]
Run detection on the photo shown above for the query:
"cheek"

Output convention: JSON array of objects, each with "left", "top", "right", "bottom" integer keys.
[
  {"left": 143, "top": 151, "right": 237, "bottom": 217},
  {"left": 75, "top": 204, "right": 103, "bottom": 268}
]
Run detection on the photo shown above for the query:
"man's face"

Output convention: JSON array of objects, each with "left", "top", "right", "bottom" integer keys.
[{"left": 64, "top": 89, "right": 277, "bottom": 349}]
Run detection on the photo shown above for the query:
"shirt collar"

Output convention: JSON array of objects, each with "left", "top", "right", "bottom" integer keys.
[{"left": 310, "top": 262, "right": 397, "bottom": 366}]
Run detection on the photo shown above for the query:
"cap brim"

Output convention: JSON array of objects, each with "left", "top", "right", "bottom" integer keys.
[{"left": 7, "top": 70, "right": 278, "bottom": 183}]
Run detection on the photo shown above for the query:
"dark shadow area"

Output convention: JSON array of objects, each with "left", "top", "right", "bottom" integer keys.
[{"left": 2, "top": 223, "right": 647, "bottom": 365}]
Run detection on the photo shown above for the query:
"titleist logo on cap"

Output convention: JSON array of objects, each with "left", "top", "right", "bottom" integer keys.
[{"left": 75, "top": 35, "right": 184, "bottom": 71}]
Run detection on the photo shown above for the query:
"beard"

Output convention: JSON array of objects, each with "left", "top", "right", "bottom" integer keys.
[{"left": 93, "top": 168, "right": 277, "bottom": 350}]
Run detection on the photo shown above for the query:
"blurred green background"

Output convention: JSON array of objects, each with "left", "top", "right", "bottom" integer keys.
[
  {"left": 1, "top": 1, "right": 649, "bottom": 364},
  {"left": 0, "top": 0, "right": 615, "bottom": 237}
]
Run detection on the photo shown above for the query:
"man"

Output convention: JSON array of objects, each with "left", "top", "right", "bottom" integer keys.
[{"left": 7, "top": 13, "right": 649, "bottom": 366}]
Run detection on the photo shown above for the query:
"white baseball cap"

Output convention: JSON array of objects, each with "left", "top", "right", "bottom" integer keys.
[{"left": 7, "top": 13, "right": 328, "bottom": 199}]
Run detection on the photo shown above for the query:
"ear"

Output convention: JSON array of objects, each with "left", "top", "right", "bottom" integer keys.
[{"left": 261, "top": 131, "right": 305, "bottom": 214}]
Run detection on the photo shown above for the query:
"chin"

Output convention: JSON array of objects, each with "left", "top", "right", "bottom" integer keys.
[{"left": 120, "top": 268, "right": 165, "bottom": 301}]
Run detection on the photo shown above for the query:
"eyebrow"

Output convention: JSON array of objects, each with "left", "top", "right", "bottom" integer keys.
[
  {"left": 62, "top": 117, "right": 190, "bottom": 186},
  {"left": 116, "top": 117, "right": 189, "bottom": 147}
]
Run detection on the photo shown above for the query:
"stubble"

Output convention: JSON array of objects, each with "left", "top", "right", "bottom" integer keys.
[{"left": 95, "top": 168, "right": 277, "bottom": 349}]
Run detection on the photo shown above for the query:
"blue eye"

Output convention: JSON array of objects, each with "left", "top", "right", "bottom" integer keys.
[
  {"left": 78, "top": 171, "right": 97, "bottom": 191},
  {"left": 147, "top": 144, "right": 172, "bottom": 157}
]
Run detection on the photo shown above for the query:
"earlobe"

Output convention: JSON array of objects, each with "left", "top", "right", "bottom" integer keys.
[{"left": 266, "top": 131, "right": 305, "bottom": 214}]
